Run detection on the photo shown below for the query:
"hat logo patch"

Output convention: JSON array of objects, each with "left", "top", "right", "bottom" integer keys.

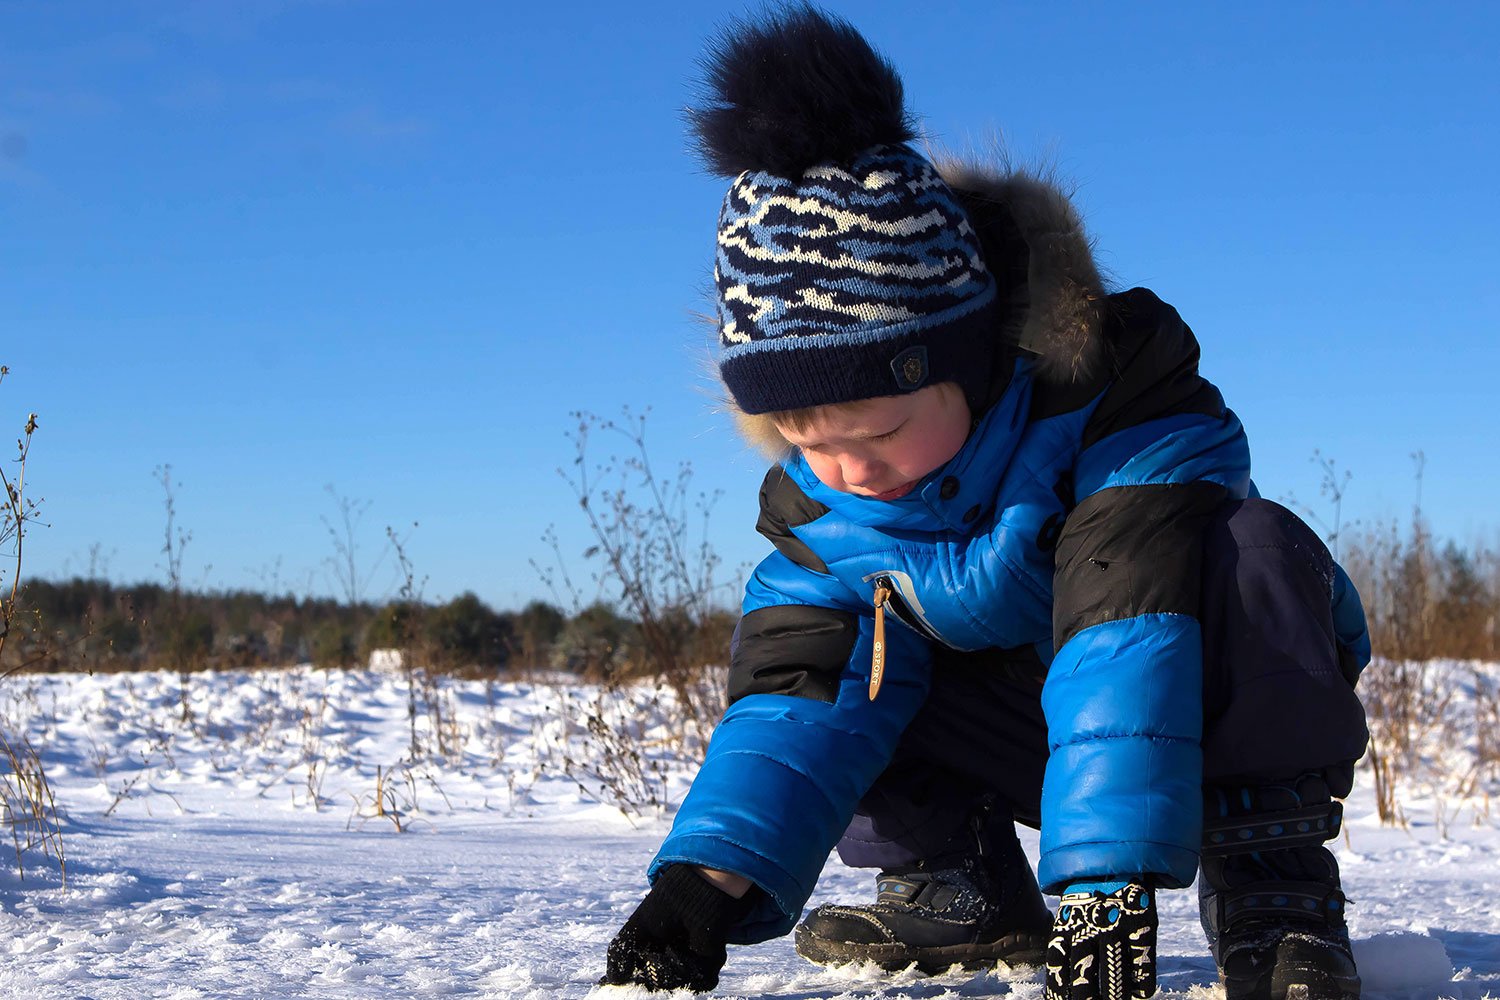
[{"left": 891, "top": 346, "right": 928, "bottom": 391}]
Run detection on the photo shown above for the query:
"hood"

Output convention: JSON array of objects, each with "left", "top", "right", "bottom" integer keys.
[{"left": 937, "top": 159, "right": 1110, "bottom": 389}]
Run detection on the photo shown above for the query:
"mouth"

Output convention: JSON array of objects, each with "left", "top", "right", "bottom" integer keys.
[{"left": 867, "top": 480, "right": 918, "bottom": 501}]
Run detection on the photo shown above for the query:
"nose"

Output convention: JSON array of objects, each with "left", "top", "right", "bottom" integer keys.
[{"left": 839, "top": 452, "right": 885, "bottom": 488}]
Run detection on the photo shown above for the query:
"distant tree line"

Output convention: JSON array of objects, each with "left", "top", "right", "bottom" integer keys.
[
  {"left": 1343, "top": 523, "right": 1500, "bottom": 662},
  {"left": 1, "top": 577, "right": 736, "bottom": 679},
  {"left": 5, "top": 517, "right": 1493, "bottom": 679}
]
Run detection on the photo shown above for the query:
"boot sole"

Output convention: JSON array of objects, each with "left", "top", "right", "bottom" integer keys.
[
  {"left": 794, "top": 923, "right": 1049, "bottom": 975},
  {"left": 1223, "top": 964, "right": 1362, "bottom": 1000}
]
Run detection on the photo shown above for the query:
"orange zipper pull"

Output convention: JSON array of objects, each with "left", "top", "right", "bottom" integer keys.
[{"left": 870, "top": 581, "right": 892, "bottom": 701}]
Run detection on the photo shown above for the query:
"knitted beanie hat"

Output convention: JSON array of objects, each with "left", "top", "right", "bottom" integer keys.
[{"left": 692, "top": 6, "right": 998, "bottom": 416}]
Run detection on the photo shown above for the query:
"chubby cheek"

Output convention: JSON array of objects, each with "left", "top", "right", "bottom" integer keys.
[
  {"left": 802, "top": 451, "right": 846, "bottom": 491},
  {"left": 890, "top": 399, "right": 972, "bottom": 479},
  {"left": 917, "top": 418, "right": 971, "bottom": 474}
]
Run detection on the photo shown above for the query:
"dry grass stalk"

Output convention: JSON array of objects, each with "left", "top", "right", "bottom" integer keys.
[
  {"left": 1361, "top": 656, "right": 1500, "bottom": 831},
  {"left": 345, "top": 762, "right": 444, "bottom": 833},
  {"left": 539, "top": 409, "right": 739, "bottom": 757},
  {"left": 0, "top": 367, "right": 64, "bottom": 881}
]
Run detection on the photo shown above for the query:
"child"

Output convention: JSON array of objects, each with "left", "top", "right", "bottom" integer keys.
[{"left": 601, "top": 8, "right": 1370, "bottom": 1000}]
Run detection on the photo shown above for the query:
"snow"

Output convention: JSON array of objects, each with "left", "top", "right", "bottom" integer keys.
[
  {"left": 1353, "top": 933, "right": 1456, "bottom": 992},
  {"left": 1, "top": 664, "right": 1497, "bottom": 999}
]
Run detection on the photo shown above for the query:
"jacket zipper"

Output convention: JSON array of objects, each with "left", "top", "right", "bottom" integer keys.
[
  {"left": 869, "top": 575, "right": 947, "bottom": 699},
  {"left": 876, "top": 576, "right": 944, "bottom": 644},
  {"left": 870, "top": 580, "right": 892, "bottom": 700}
]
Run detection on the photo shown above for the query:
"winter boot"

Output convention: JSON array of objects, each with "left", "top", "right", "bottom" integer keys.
[
  {"left": 795, "top": 801, "right": 1053, "bottom": 974},
  {"left": 1200, "top": 774, "right": 1361, "bottom": 1000}
]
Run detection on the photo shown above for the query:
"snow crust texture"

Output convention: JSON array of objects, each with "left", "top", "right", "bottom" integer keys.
[{"left": 1, "top": 666, "right": 1497, "bottom": 999}]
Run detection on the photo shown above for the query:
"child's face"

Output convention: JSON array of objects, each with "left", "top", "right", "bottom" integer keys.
[{"left": 774, "top": 383, "right": 972, "bottom": 501}]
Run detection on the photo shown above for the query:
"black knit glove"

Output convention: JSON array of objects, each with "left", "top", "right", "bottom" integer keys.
[
  {"left": 1045, "top": 882, "right": 1157, "bottom": 1000},
  {"left": 600, "top": 865, "right": 752, "bottom": 993}
]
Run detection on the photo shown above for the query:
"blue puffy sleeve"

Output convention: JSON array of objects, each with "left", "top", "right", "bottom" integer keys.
[
  {"left": 1037, "top": 290, "right": 1252, "bottom": 893},
  {"left": 650, "top": 550, "right": 934, "bottom": 942}
]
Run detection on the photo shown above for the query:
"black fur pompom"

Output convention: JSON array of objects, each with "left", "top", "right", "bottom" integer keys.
[{"left": 689, "top": 4, "right": 916, "bottom": 177}]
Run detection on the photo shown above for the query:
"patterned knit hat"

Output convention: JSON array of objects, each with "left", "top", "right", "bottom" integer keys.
[{"left": 693, "top": 7, "right": 998, "bottom": 416}]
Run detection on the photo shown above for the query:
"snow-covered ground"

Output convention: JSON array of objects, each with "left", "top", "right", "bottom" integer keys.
[{"left": 1, "top": 665, "right": 1497, "bottom": 1000}]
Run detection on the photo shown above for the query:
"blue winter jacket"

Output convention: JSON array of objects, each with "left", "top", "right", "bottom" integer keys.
[{"left": 649, "top": 169, "right": 1364, "bottom": 944}]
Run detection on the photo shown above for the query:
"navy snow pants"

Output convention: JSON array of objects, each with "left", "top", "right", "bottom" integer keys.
[{"left": 837, "top": 498, "right": 1370, "bottom": 870}]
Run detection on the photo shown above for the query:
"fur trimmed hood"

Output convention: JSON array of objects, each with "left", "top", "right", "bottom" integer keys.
[{"left": 936, "top": 159, "right": 1110, "bottom": 389}]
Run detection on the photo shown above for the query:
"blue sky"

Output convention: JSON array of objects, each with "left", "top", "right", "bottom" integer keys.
[{"left": 3, "top": 1, "right": 1497, "bottom": 612}]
